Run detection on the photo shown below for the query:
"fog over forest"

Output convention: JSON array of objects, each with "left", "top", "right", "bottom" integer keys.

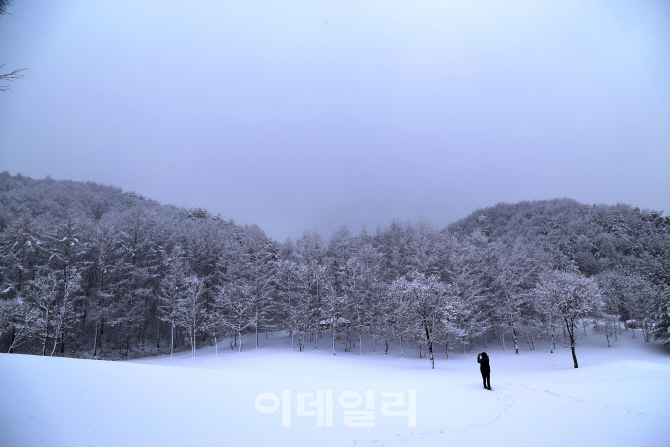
[{"left": 1, "top": 173, "right": 668, "bottom": 367}]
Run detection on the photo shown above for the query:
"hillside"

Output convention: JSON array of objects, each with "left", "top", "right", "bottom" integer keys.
[{"left": 448, "top": 198, "right": 669, "bottom": 280}]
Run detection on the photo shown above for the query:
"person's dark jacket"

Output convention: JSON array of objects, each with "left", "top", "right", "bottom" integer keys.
[{"left": 478, "top": 354, "right": 490, "bottom": 373}]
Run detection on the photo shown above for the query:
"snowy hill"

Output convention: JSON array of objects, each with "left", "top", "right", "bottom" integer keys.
[{"left": 1, "top": 330, "right": 669, "bottom": 447}]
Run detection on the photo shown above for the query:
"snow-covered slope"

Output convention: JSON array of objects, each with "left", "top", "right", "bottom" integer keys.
[{"left": 1, "top": 331, "right": 669, "bottom": 447}]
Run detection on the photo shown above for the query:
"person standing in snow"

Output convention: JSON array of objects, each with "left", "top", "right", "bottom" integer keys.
[{"left": 477, "top": 352, "right": 491, "bottom": 390}]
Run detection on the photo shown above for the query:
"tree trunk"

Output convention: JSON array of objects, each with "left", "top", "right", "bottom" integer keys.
[
  {"left": 192, "top": 310, "right": 197, "bottom": 356},
  {"left": 170, "top": 322, "right": 174, "bottom": 357},
  {"left": 81, "top": 301, "right": 88, "bottom": 333},
  {"left": 125, "top": 332, "right": 130, "bottom": 357},
  {"left": 424, "top": 324, "right": 434, "bottom": 369},
  {"left": 512, "top": 325, "right": 519, "bottom": 355},
  {"left": 8, "top": 326, "right": 15, "bottom": 354},
  {"left": 50, "top": 325, "right": 60, "bottom": 357},
  {"left": 42, "top": 311, "right": 50, "bottom": 356},
  {"left": 98, "top": 319, "right": 104, "bottom": 355},
  {"left": 93, "top": 320, "right": 99, "bottom": 356},
  {"left": 566, "top": 317, "right": 578, "bottom": 368}
]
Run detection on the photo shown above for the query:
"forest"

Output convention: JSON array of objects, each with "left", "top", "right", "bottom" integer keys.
[{"left": 1, "top": 171, "right": 668, "bottom": 368}]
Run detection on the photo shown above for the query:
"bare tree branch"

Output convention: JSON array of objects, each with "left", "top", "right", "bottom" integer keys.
[
  {"left": 0, "top": 65, "right": 26, "bottom": 92},
  {"left": 0, "top": 0, "right": 13, "bottom": 16}
]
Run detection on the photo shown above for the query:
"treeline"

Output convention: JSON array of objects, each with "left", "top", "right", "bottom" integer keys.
[{"left": 0, "top": 172, "right": 668, "bottom": 367}]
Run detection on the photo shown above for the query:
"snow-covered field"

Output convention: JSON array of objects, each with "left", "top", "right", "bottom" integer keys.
[{"left": 1, "top": 330, "right": 669, "bottom": 447}]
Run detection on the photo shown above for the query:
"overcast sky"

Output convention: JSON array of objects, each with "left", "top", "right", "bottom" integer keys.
[{"left": 1, "top": 0, "right": 669, "bottom": 241}]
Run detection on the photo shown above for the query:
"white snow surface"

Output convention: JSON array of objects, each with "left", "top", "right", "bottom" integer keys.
[{"left": 1, "top": 331, "right": 669, "bottom": 447}]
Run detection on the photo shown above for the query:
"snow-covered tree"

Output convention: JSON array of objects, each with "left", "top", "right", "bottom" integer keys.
[
  {"left": 599, "top": 272, "right": 659, "bottom": 341},
  {"left": 388, "top": 272, "right": 447, "bottom": 369},
  {"left": 447, "top": 234, "right": 496, "bottom": 352},
  {"left": 157, "top": 245, "right": 188, "bottom": 356},
  {"left": 274, "top": 259, "right": 312, "bottom": 350},
  {"left": 0, "top": 297, "right": 30, "bottom": 352},
  {"left": 652, "top": 287, "right": 670, "bottom": 345},
  {"left": 489, "top": 241, "right": 546, "bottom": 354},
  {"left": 0, "top": 214, "right": 42, "bottom": 299},
  {"left": 536, "top": 270, "right": 602, "bottom": 368},
  {"left": 49, "top": 267, "right": 81, "bottom": 356},
  {"left": 214, "top": 280, "right": 256, "bottom": 352},
  {"left": 22, "top": 267, "right": 81, "bottom": 356},
  {"left": 175, "top": 275, "right": 205, "bottom": 356},
  {"left": 238, "top": 225, "right": 278, "bottom": 347},
  {"left": 321, "top": 291, "right": 349, "bottom": 355}
]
